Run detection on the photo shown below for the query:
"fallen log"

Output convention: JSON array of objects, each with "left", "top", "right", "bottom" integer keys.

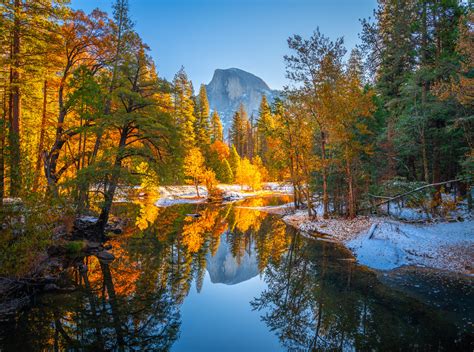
[{"left": 367, "top": 223, "right": 378, "bottom": 239}]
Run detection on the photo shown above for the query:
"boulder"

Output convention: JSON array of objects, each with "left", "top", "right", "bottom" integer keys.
[{"left": 95, "top": 251, "right": 115, "bottom": 262}]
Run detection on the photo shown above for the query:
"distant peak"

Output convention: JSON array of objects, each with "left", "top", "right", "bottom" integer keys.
[{"left": 208, "top": 68, "right": 270, "bottom": 91}]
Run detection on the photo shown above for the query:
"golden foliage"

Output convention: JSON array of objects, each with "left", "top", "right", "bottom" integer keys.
[
  {"left": 210, "top": 140, "right": 230, "bottom": 161},
  {"left": 235, "top": 158, "right": 262, "bottom": 191}
]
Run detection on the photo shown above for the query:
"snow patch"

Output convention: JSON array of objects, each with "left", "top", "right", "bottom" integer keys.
[
  {"left": 347, "top": 220, "right": 474, "bottom": 273},
  {"left": 155, "top": 183, "right": 293, "bottom": 207},
  {"left": 282, "top": 210, "right": 474, "bottom": 275}
]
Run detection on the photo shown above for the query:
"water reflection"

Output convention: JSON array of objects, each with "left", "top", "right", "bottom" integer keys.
[
  {"left": 0, "top": 256, "right": 180, "bottom": 351},
  {"left": 207, "top": 233, "right": 259, "bottom": 285},
  {"left": 252, "top": 231, "right": 473, "bottom": 351},
  {"left": 0, "top": 197, "right": 472, "bottom": 351}
]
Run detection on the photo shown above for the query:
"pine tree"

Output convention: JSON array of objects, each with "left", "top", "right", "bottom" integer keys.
[
  {"left": 210, "top": 111, "right": 224, "bottom": 142},
  {"left": 194, "top": 84, "right": 211, "bottom": 148},
  {"left": 230, "top": 103, "right": 250, "bottom": 157},
  {"left": 173, "top": 67, "right": 196, "bottom": 150},
  {"left": 221, "top": 159, "right": 234, "bottom": 183},
  {"left": 360, "top": 0, "right": 416, "bottom": 178},
  {"left": 257, "top": 95, "right": 272, "bottom": 162},
  {"left": 229, "top": 145, "right": 241, "bottom": 181}
]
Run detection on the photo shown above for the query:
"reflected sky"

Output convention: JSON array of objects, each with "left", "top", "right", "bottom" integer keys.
[{"left": 173, "top": 272, "right": 281, "bottom": 352}]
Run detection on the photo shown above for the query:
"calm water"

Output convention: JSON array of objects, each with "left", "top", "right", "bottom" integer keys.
[{"left": 0, "top": 195, "right": 473, "bottom": 351}]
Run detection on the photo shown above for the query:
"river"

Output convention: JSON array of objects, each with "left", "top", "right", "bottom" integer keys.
[{"left": 0, "top": 195, "right": 472, "bottom": 351}]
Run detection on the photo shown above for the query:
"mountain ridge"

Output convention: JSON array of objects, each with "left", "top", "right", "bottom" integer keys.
[{"left": 205, "top": 68, "right": 280, "bottom": 134}]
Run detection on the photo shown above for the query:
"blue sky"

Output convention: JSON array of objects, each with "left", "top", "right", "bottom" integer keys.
[{"left": 70, "top": 0, "right": 377, "bottom": 90}]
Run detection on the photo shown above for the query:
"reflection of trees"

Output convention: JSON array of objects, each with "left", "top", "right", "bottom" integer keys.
[
  {"left": 252, "top": 228, "right": 471, "bottom": 351},
  {"left": 0, "top": 253, "right": 180, "bottom": 351},
  {"left": 10, "top": 199, "right": 445, "bottom": 350}
]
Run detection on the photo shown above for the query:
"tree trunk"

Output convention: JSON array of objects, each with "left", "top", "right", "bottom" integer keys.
[
  {"left": 100, "top": 262, "right": 125, "bottom": 350},
  {"left": 96, "top": 125, "right": 128, "bottom": 236},
  {"left": 420, "top": 13, "right": 430, "bottom": 185},
  {"left": 9, "top": 0, "right": 21, "bottom": 197},
  {"left": 321, "top": 131, "right": 329, "bottom": 218},
  {"left": 0, "top": 89, "right": 6, "bottom": 207},
  {"left": 386, "top": 117, "right": 396, "bottom": 179},
  {"left": 345, "top": 154, "right": 355, "bottom": 218},
  {"left": 33, "top": 80, "right": 48, "bottom": 192},
  {"left": 44, "top": 73, "right": 69, "bottom": 195},
  {"left": 305, "top": 186, "right": 312, "bottom": 217},
  {"left": 421, "top": 127, "right": 429, "bottom": 183}
]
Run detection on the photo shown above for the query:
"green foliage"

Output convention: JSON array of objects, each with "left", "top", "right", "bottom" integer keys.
[
  {"left": 0, "top": 197, "right": 75, "bottom": 277},
  {"left": 229, "top": 145, "right": 241, "bottom": 180},
  {"left": 221, "top": 159, "right": 234, "bottom": 184},
  {"left": 194, "top": 84, "right": 211, "bottom": 148},
  {"left": 64, "top": 240, "right": 86, "bottom": 255}
]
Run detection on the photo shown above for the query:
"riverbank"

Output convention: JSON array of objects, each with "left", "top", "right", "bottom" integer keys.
[
  {"left": 155, "top": 183, "right": 293, "bottom": 207},
  {"left": 154, "top": 186, "right": 474, "bottom": 275},
  {"left": 280, "top": 209, "right": 474, "bottom": 275}
]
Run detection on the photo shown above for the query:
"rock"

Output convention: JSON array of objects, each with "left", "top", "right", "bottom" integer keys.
[
  {"left": 206, "top": 68, "right": 280, "bottom": 130},
  {"left": 95, "top": 251, "right": 115, "bottom": 262},
  {"left": 86, "top": 241, "right": 101, "bottom": 249},
  {"left": 186, "top": 213, "right": 202, "bottom": 218},
  {"left": 111, "top": 228, "right": 123, "bottom": 234}
]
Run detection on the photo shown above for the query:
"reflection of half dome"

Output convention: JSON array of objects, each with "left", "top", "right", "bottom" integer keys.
[{"left": 207, "top": 233, "right": 259, "bottom": 285}]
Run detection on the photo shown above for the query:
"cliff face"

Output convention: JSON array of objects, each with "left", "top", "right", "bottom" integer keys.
[
  {"left": 205, "top": 68, "right": 279, "bottom": 133},
  {"left": 206, "top": 233, "right": 259, "bottom": 285}
]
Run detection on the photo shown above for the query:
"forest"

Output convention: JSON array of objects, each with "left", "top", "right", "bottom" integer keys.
[
  {"left": 0, "top": 0, "right": 472, "bottom": 266},
  {"left": 0, "top": 0, "right": 473, "bottom": 349},
  {"left": 0, "top": 0, "right": 472, "bottom": 265}
]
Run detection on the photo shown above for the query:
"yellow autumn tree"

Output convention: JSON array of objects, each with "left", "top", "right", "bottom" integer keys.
[
  {"left": 183, "top": 147, "right": 206, "bottom": 197},
  {"left": 183, "top": 147, "right": 218, "bottom": 198},
  {"left": 235, "top": 158, "right": 262, "bottom": 191}
]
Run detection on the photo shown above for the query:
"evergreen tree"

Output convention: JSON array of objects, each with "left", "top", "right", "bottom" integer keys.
[
  {"left": 360, "top": 0, "right": 417, "bottom": 178},
  {"left": 257, "top": 95, "right": 272, "bottom": 162},
  {"left": 229, "top": 145, "right": 241, "bottom": 180},
  {"left": 194, "top": 84, "right": 211, "bottom": 148},
  {"left": 221, "top": 159, "right": 234, "bottom": 183},
  {"left": 210, "top": 111, "right": 224, "bottom": 142},
  {"left": 230, "top": 103, "right": 250, "bottom": 157},
  {"left": 173, "top": 67, "right": 196, "bottom": 150}
]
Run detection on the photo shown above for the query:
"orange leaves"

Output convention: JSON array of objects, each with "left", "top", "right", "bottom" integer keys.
[
  {"left": 235, "top": 158, "right": 263, "bottom": 191},
  {"left": 210, "top": 141, "right": 230, "bottom": 161},
  {"left": 181, "top": 208, "right": 222, "bottom": 253}
]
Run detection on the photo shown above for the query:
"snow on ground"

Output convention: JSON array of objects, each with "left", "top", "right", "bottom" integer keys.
[
  {"left": 154, "top": 184, "right": 473, "bottom": 275},
  {"left": 283, "top": 210, "right": 374, "bottom": 241},
  {"left": 155, "top": 183, "right": 293, "bottom": 207},
  {"left": 155, "top": 186, "right": 209, "bottom": 207},
  {"left": 381, "top": 200, "right": 471, "bottom": 222},
  {"left": 282, "top": 210, "right": 474, "bottom": 275},
  {"left": 384, "top": 203, "right": 430, "bottom": 221},
  {"left": 347, "top": 220, "right": 474, "bottom": 274}
]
